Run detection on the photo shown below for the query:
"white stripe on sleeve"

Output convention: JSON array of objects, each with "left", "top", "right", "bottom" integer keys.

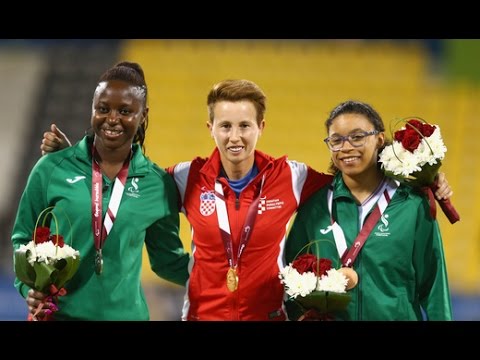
[
  {"left": 172, "top": 162, "right": 192, "bottom": 210},
  {"left": 287, "top": 160, "right": 308, "bottom": 206}
]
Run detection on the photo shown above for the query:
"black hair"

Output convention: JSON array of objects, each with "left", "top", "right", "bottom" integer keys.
[
  {"left": 325, "top": 100, "right": 390, "bottom": 174},
  {"left": 98, "top": 61, "right": 149, "bottom": 152}
]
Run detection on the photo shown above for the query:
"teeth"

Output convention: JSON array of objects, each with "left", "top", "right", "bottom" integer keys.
[
  {"left": 342, "top": 157, "right": 357, "bottom": 163},
  {"left": 104, "top": 129, "right": 122, "bottom": 135},
  {"left": 229, "top": 147, "right": 243, "bottom": 152}
]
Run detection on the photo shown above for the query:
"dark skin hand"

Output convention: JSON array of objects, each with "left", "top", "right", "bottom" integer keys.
[
  {"left": 40, "top": 124, "right": 71, "bottom": 156},
  {"left": 26, "top": 289, "right": 58, "bottom": 320}
]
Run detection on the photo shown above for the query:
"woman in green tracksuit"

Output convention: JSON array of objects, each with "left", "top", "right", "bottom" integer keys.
[
  {"left": 285, "top": 100, "right": 452, "bottom": 321},
  {"left": 11, "top": 62, "right": 189, "bottom": 320}
]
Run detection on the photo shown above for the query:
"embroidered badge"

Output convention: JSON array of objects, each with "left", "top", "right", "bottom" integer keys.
[
  {"left": 374, "top": 213, "right": 391, "bottom": 237},
  {"left": 200, "top": 191, "right": 216, "bottom": 216},
  {"left": 126, "top": 177, "right": 140, "bottom": 198}
]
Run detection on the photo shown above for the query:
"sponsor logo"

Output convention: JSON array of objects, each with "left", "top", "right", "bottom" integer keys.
[
  {"left": 374, "top": 213, "right": 390, "bottom": 237},
  {"left": 200, "top": 191, "right": 216, "bottom": 216},
  {"left": 257, "top": 196, "right": 284, "bottom": 214},
  {"left": 126, "top": 178, "right": 140, "bottom": 198},
  {"left": 320, "top": 225, "right": 333, "bottom": 235},
  {"left": 66, "top": 176, "right": 86, "bottom": 184}
]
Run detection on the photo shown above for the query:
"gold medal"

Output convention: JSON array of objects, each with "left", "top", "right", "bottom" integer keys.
[
  {"left": 226, "top": 267, "right": 238, "bottom": 292},
  {"left": 95, "top": 249, "right": 103, "bottom": 275}
]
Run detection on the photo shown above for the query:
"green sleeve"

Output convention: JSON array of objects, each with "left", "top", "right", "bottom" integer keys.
[
  {"left": 284, "top": 207, "right": 312, "bottom": 320},
  {"left": 413, "top": 198, "right": 453, "bottom": 320},
  {"left": 285, "top": 209, "right": 312, "bottom": 264},
  {"left": 145, "top": 172, "right": 189, "bottom": 286},
  {"left": 11, "top": 158, "right": 51, "bottom": 298}
]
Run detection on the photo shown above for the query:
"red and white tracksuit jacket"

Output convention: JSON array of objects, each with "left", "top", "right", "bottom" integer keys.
[{"left": 168, "top": 148, "right": 332, "bottom": 320}]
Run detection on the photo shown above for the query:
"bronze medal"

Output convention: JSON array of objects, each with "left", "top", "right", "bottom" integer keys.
[
  {"left": 338, "top": 267, "right": 358, "bottom": 290},
  {"left": 226, "top": 267, "right": 238, "bottom": 292},
  {"left": 95, "top": 249, "right": 103, "bottom": 275}
]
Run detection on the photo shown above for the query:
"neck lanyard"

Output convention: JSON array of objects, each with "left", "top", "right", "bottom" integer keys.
[
  {"left": 327, "top": 179, "right": 398, "bottom": 268},
  {"left": 91, "top": 146, "right": 130, "bottom": 274},
  {"left": 214, "top": 174, "right": 265, "bottom": 292}
]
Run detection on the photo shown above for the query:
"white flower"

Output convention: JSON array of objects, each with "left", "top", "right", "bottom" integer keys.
[
  {"left": 279, "top": 264, "right": 348, "bottom": 299},
  {"left": 379, "top": 123, "right": 446, "bottom": 180},
  {"left": 317, "top": 269, "right": 348, "bottom": 293},
  {"left": 20, "top": 240, "right": 80, "bottom": 266}
]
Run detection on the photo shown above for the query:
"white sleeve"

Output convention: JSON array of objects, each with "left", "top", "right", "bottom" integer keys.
[
  {"left": 286, "top": 160, "right": 308, "bottom": 206},
  {"left": 171, "top": 161, "right": 192, "bottom": 211}
]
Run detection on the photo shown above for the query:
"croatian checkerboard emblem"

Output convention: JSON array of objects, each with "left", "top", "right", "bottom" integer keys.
[
  {"left": 200, "top": 191, "right": 216, "bottom": 216},
  {"left": 258, "top": 196, "right": 267, "bottom": 214}
]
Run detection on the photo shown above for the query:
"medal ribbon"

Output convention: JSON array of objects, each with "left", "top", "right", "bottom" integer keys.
[
  {"left": 327, "top": 180, "right": 398, "bottom": 268},
  {"left": 214, "top": 174, "right": 266, "bottom": 270},
  {"left": 91, "top": 146, "right": 130, "bottom": 254}
]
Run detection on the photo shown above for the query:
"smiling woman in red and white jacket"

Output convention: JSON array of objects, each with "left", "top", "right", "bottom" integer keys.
[{"left": 168, "top": 79, "right": 332, "bottom": 320}]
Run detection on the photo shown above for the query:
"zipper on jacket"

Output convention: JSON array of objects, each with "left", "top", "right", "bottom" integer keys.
[
  {"left": 235, "top": 197, "right": 240, "bottom": 210},
  {"left": 357, "top": 257, "right": 362, "bottom": 320},
  {"left": 231, "top": 283, "right": 240, "bottom": 320}
]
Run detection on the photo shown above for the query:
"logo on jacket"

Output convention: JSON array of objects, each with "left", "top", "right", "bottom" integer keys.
[
  {"left": 320, "top": 225, "right": 333, "bottom": 234},
  {"left": 126, "top": 178, "right": 140, "bottom": 198},
  {"left": 258, "top": 196, "right": 266, "bottom": 214},
  {"left": 257, "top": 196, "right": 284, "bottom": 214},
  {"left": 374, "top": 213, "right": 390, "bottom": 237},
  {"left": 66, "top": 176, "right": 86, "bottom": 184},
  {"left": 200, "top": 191, "right": 216, "bottom": 216}
]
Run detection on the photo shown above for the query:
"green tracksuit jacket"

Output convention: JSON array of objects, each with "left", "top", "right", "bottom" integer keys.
[
  {"left": 12, "top": 136, "right": 189, "bottom": 320},
  {"left": 285, "top": 173, "right": 452, "bottom": 321}
]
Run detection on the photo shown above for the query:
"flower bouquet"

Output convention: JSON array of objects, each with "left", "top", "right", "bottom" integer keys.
[
  {"left": 14, "top": 206, "right": 80, "bottom": 321},
  {"left": 379, "top": 117, "right": 460, "bottom": 224},
  {"left": 280, "top": 253, "right": 355, "bottom": 320}
]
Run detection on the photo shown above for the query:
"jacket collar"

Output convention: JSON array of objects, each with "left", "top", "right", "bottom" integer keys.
[
  {"left": 199, "top": 147, "right": 275, "bottom": 180},
  {"left": 73, "top": 136, "right": 150, "bottom": 176},
  {"left": 331, "top": 172, "right": 408, "bottom": 202},
  {"left": 331, "top": 172, "right": 352, "bottom": 200}
]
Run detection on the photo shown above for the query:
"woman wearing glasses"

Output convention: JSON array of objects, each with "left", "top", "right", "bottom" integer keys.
[{"left": 285, "top": 100, "right": 453, "bottom": 320}]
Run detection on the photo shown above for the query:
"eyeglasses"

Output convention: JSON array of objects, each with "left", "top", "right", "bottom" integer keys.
[{"left": 323, "top": 130, "right": 379, "bottom": 152}]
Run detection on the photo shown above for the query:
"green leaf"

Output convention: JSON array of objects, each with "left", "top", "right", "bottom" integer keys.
[
  {"left": 33, "top": 262, "right": 57, "bottom": 293},
  {"left": 383, "top": 161, "right": 442, "bottom": 188},
  {"left": 295, "top": 291, "right": 351, "bottom": 314},
  {"left": 409, "top": 161, "right": 442, "bottom": 186},
  {"left": 15, "top": 247, "right": 80, "bottom": 294},
  {"left": 54, "top": 256, "right": 80, "bottom": 289},
  {"left": 14, "top": 249, "right": 37, "bottom": 289},
  {"left": 325, "top": 291, "right": 351, "bottom": 312}
]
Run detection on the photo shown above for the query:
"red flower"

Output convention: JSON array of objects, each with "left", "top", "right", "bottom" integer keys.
[
  {"left": 393, "top": 119, "right": 437, "bottom": 153},
  {"left": 420, "top": 122, "right": 436, "bottom": 137},
  {"left": 400, "top": 131, "right": 422, "bottom": 152},
  {"left": 51, "top": 235, "right": 64, "bottom": 248},
  {"left": 292, "top": 254, "right": 316, "bottom": 273},
  {"left": 34, "top": 227, "right": 51, "bottom": 244},
  {"left": 292, "top": 254, "right": 332, "bottom": 276},
  {"left": 405, "top": 119, "right": 424, "bottom": 132},
  {"left": 380, "top": 117, "right": 459, "bottom": 224},
  {"left": 314, "top": 258, "right": 333, "bottom": 276}
]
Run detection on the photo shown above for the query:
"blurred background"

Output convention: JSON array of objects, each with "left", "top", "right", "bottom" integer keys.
[{"left": 0, "top": 39, "right": 479, "bottom": 320}]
